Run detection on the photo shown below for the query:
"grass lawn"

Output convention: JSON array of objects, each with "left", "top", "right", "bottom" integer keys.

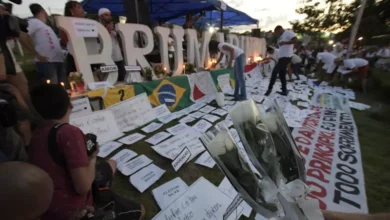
[{"left": 18, "top": 57, "right": 390, "bottom": 219}]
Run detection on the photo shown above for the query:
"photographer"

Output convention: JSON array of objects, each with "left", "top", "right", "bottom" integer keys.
[{"left": 29, "top": 84, "right": 145, "bottom": 220}]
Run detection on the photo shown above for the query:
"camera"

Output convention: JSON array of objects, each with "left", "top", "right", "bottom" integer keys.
[
  {"left": 85, "top": 133, "right": 98, "bottom": 156},
  {"left": 0, "top": 1, "right": 28, "bottom": 43}
]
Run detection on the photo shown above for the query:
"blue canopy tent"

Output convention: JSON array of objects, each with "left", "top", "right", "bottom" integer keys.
[
  {"left": 81, "top": 0, "right": 226, "bottom": 24},
  {"left": 167, "top": 5, "right": 258, "bottom": 29}
]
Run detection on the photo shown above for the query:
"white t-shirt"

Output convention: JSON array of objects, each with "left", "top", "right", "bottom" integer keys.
[
  {"left": 27, "top": 18, "right": 64, "bottom": 62},
  {"left": 218, "top": 42, "right": 244, "bottom": 59},
  {"left": 343, "top": 58, "right": 368, "bottom": 69},
  {"left": 377, "top": 48, "right": 390, "bottom": 58},
  {"left": 110, "top": 31, "right": 123, "bottom": 62},
  {"left": 277, "top": 30, "right": 296, "bottom": 58},
  {"left": 317, "top": 52, "right": 337, "bottom": 74},
  {"left": 291, "top": 54, "right": 302, "bottom": 64}
]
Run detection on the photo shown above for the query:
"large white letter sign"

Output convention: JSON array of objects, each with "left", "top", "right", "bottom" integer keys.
[
  {"left": 185, "top": 29, "right": 212, "bottom": 69},
  {"left": 227, "top": 34, "right": 239, "bottom": 47},
  {"left": 170, "top": 26, "right": 185, "bottom": 76},
  {"left": 56, "top": 17, "right": 118, "bottom": 86},
  {"left": 116, "top": 23, "right": 155, "bottom": 77},
  {"left": 154, "top": 26, "right": 170, "bottom": 72}
]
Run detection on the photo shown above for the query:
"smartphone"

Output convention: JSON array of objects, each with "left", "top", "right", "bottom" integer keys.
[{"left": 85, "top": 133, "right": 98, "bottom": 156}]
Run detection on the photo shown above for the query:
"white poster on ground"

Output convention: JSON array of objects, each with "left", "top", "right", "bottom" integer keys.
[
  {"left": 152, "top": 177, "right": 243, "bottom": 220},
  {"left": 130, "top": 164, "right": 165, "bottom": 193},
  {"left": 70, "top": 110, "right": 124, "bottom": 144},
  {"left": 292, "top": 106, "right": 368, "bottom": 214},
  {"left": 187, "top": 71, "right": 218, "bottom": 101},
  {"left": 108, "top": 93, "right": 156, "bottom": 132},
  {"left": 152, "top": 128, "right": 205, "bottom": 161},
  {"left": 152, "top": 177, "right": 189, "bottom": 210}
]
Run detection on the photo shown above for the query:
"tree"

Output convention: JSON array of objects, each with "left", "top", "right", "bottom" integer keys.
[{"left": 291, "top": 0, "right": 390, "bottom": 42}]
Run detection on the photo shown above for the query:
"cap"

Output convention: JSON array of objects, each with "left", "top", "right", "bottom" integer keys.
[{"left": 98, "top": 8, "right": 110, "bottom": 16}]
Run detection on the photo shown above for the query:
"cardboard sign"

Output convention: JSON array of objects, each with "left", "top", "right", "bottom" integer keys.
[
  {"left": 108, "top": 93, "right": 156, "bottom": 132},
  {"left": 171, "top": 147, "right": 191, "bottom": 171},
  {"left": 72, "top": 19, "right": 98, "bottom": 37},
  {"left": 152, "top": 177, "right": 189, "bottom": 210},
  {"left": 118, "top": 133, "right": 145, "bottom": 145},
  {"left": 70, "top": 110, "right": 124, "bottom": 144},
  {"left": 110, "top": 149, "right": 138, "bottom": 169},
  {"left": 195, "top": 151, "right": 216, "bottom": 168},
  {"left": 70, "top": 97, "right": 92, "bottom": 118},
  {"left": 145, "top": 132, "right": 172, "bottom": 145},
  {"left": 192, "top": 119, "right": 213, "bottom": 133},
  {"left": 152, "top": 177, "right": 243, "bottom": 220},
  {"left": 120, "top": 155, "right": 153, "bottom": 176},
  {"left": 87, "top": 81, "right": 113, "bottom": 90},
  {"left": 152, "top": 128, "right": 205, "bottom": 160},
  {"left": 129, "top": 164, "right": 165, "bottom": 193},
  {"left": 141, "top": 122, "right": 164, "bottom": 133},
  {"left": 100, "top": 65, "right": 119, "bottom": 73},
  {"left": 98, "top": 141, "right": 123, "bottom": 158}
]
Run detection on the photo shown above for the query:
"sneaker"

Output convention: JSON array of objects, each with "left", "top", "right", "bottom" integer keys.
[{"left": 265, "top": 90, "right": 272, "bottom": 96}]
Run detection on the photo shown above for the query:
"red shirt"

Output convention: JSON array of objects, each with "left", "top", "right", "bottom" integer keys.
[{"left": 29, "top": 122, "right": 92, "bottom": 220}]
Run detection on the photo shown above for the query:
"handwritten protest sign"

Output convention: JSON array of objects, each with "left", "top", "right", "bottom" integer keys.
[
  {"left": 152, "top": 177, "right": 189, "bottom": 209},
  {"left": 212, "top": 109, "right": 228, "bottom": 116},
  {"left": 202, "top": 114, "right": 220, "bottom": 123},
  {"left": 189, "top": 111, "right": 206, "bottom": 119},
  {"left": 118, "top": 133, "right": 145, "bottom": 145},
  {"left": 130, "top": 164, "right": 165, "bottom": 193},
  {"left": 193, "top": 119, "right": 213, "bottom": 133},
  {"left": 98, "top": 141, "right": 123, "bottom": 158},
  {"left": 108, "top": 93, "right": 156, "bottom": 132},
  {"left": 166, "top": 124, "right": 191, "bottom": 136},
  {"left": 158, "top": 113, "right": 177, "bottom": 124},
  {"left": 195, "top": 151, "right": 216, "bottom": 168},
  {"left": 110, "top": 149, "right": 138, "bottom": 169},
  {"left": 217, "top": 74, "right": 233, "bottom": 94},
  {"left": 172, "top": 147, "right": 191, "bottom": 171},
  {"left": 152, "top": 128, "right": 205, "bottom": 161},
  {"left": 179, "top": 115, "right": 197, "bottom": 124},
  {"left": 154, "top": 104, "right": 171, "bottom": 118},
  {"left": 70, "top": 97, "right": 92, "bottom": 118},
  {"left": 70, "top": 110, "right": 124, "bottom": 144},
  {"left": 71, "top": 19, "right": 98, "bottom": 37},
  {"left": 152, "top": 177, "right": 243, "bottom": 220},
  {"left": 199, "top": 105, "right": 216, "bottom": 114},
  {"left": 141, "top": 122, "right": 164, "bottom": 133},
  {"left": 145, "top": 132, "right": 172, "bottom": 145},
  {"left": 120, "top": 155, "right": 153, "bottom": 176}
]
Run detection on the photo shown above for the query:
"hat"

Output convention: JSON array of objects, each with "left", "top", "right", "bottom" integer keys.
[{"left": 98, "top": 8, "right": 110, "bottom": 16}]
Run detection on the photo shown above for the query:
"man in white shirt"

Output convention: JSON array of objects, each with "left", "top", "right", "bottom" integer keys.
[
  {"left": 335, "top": 58, "right": 369, "bottom": 93},
  {"left": 265, "top": 26, "right": 297, "bottom": 96},
  {"left": 28, "top": 4, "right": 66, "bottom": 84},
  {"left": 375, "top": 45, "right": 390, "bottom": 70},
  {"left": 99, "top": 8, "right": 126, "bottom": 81}
]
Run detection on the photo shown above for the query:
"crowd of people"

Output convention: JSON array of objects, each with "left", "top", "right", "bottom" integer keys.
[
  {"left": 262, "top": 27, "right": 390, "bottom": 95},
  {"left": 1, "top": 0, "right": 390, "bottom": 219}
]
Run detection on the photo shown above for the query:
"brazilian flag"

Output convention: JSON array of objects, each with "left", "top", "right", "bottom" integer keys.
[
  {"left": 134, "top": 76, "right": 193, "bottom": 112},
  {"left": 210, "top": 68, "right": 235, "bottom": 92}
]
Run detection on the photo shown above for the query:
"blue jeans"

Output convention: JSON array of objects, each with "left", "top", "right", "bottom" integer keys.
[
  {"left": 234, "top": 54, "right": 246, "bottom": 99},
  {"left": 36, "top": 62, "right": 67, "bottom": 85}
]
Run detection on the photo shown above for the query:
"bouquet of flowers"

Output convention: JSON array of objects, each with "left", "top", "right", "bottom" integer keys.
[
  {"left": 202, "top": 100, "right": 323, "bottom": 219},
  {"left": 201, "top": 123, "right": 281, "bottom": 218}
]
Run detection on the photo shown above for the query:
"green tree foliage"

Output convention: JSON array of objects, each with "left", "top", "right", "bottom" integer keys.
[{"left": 291, "top": 0, "right": 390, "bottom": 40}]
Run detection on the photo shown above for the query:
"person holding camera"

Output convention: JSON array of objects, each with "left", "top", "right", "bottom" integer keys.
[{"left": 28, "top": 84, "right": 145, "bottom": 220}]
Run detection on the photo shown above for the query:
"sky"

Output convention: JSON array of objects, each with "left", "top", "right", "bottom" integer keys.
[{"left": 10, "top": 0, "right": 307, "bottom": 31}]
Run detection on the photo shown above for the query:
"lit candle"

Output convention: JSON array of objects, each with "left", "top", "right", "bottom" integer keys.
[
  {"left": 60, "top": 82, "right": 65, "bottom": 87},
  {"left": 46, "top": 79, "right": 50, "bottom": 84},
  {"left": 164, "top": 67, "right": 167, "bottom": 72},
  {"left": 183, "top": 64, "right": 186, "bottom": 75}
]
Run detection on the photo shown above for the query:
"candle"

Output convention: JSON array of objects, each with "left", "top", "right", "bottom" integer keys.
[
  {"left": 183, "top": 65, "right": 186, "bottom": 75},
  {"left": 46, "top": 79, "right": 50, "bottom": 84},
  {"left": 164, "top": 67, "right": 167, "bottom": 71},
  {"left": 60, "top": 82, "right": 65, "bottom": 87}
]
